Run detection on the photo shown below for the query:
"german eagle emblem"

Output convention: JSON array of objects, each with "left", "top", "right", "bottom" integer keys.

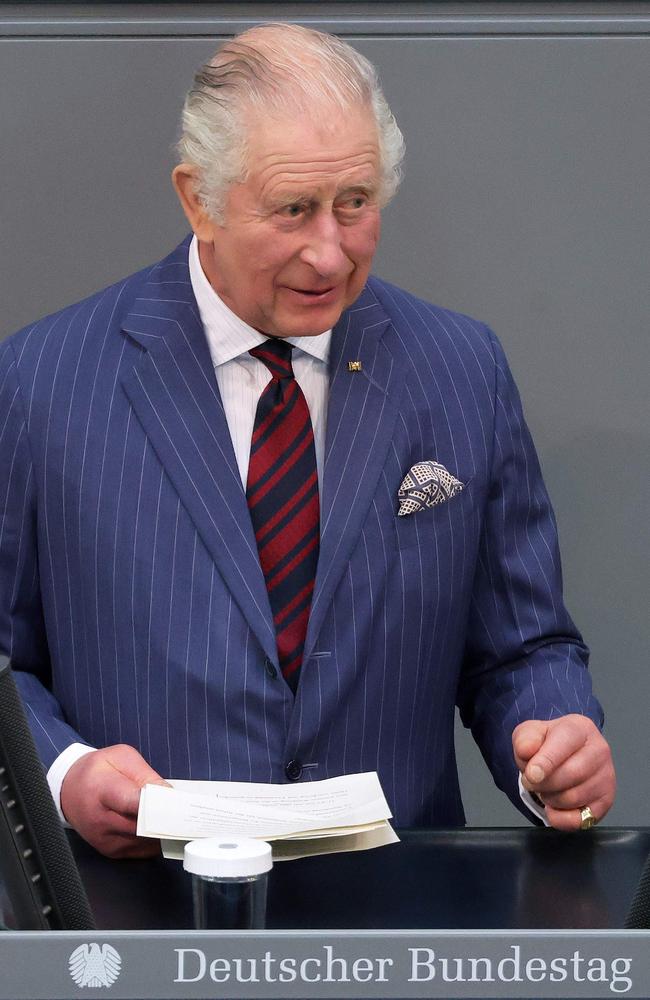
[{"left": 68, "top": 943, "right": 122, "bottom": 988}]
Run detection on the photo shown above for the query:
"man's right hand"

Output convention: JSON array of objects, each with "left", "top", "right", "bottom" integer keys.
[{"left": 60, "top": 744, "right": 169, "bottom": 858}]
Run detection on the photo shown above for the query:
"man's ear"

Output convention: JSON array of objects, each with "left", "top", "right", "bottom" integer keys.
[{"left": 172, "top": 164, "right": 217, "bottom": 241}]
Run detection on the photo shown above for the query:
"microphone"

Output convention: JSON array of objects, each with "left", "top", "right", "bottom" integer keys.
[{"left": 0, "top": 655, "right": 95, "bottom": 929}]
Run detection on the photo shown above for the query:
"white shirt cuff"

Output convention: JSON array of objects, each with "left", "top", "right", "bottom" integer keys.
[
  {"left": 518, "top": 771, "right": 550, "bottom": 826},
  {"left": 47, "top": 743, "right": 97, "bottom": 826}
]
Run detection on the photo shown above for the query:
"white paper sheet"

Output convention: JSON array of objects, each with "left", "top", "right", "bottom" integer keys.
[
  {"left": 137, "top": 771, "right": 392, "bottom": 842},
  {"left": 160, "top": 823, "right": 400, "bottom": 862}
]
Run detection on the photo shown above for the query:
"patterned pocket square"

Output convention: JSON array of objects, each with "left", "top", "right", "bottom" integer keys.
[{"left": 397, "top": 461, "right": 464, "bottom": 516}]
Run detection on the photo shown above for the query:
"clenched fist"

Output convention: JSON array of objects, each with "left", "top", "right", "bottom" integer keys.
[{"left": 513, "top": 714, "right": 616, "bottom": 830}]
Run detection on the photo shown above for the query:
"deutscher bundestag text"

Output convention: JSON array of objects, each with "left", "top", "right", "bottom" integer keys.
[{"left": 174, "top": 943, "right": 634, "bottom": 993}]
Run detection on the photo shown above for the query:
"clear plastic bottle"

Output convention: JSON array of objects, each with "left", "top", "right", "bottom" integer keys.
[{"left": 183, "top": 837, "right": 272, "bottom": 930}]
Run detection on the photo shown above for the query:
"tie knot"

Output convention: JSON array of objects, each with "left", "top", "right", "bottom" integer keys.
[{"left": 249, "top": 338, "right": 294, "bottom": 380}]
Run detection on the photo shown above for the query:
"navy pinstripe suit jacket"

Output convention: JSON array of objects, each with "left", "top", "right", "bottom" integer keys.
[{"left": 0, "top": 238, "right": 603, "bottom": 827}]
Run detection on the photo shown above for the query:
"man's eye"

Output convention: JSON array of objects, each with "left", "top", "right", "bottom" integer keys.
[
  {"left": 339, "top": 195, "right": 368, "bottom": 212},
  {"left": 278, "top": 203, "right": 306, "bottom": 219}
]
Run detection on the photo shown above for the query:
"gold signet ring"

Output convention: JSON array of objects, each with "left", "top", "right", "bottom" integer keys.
[{"left": 579, "top": 806, "right": 596, "bottom": 830}]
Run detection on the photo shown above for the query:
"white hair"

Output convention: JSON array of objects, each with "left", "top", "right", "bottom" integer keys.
[{"left": 177, "top": 22, "right": 405, "bottom": 222}]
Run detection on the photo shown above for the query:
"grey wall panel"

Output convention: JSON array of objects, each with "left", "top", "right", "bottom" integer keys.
[
  {"left": 2, "top": 1, "right": 650, "bottom": 36},
  {"left": 1, "top": 4, "right": 648, "bottom": 826}
]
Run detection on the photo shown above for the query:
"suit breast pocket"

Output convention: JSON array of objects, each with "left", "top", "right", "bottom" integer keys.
[{"left": 394, "top": 479, "right": 477, "bottom": 552}]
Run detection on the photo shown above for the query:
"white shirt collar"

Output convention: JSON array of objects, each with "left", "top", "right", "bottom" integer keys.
[{"left": 188, "top": 235, "right": 331, "bottom": 367}]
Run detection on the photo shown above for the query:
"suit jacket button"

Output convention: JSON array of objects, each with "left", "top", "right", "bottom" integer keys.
[
  {"left": 285, "top": 759, "right": 302, "bottom": 781},
  {"left": 264, "top": 657, "right": 278, "bottom": 679}
]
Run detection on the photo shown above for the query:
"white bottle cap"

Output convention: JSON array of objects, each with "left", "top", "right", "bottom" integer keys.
[{"left": 183, "top": 837, "right": 273, "bottom": 878}]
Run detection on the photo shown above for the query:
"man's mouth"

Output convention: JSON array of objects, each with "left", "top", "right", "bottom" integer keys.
[{"left": 285, "top": 285, "right": 338, "bottom": 301}]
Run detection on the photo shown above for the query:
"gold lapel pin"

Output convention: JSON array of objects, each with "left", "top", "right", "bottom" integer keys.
[{"left": 347, "top": 360, "right": 362, "bottom": 372}]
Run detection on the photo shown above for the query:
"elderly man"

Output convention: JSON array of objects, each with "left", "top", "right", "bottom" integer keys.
[{"left": 0, "top": 24, "right": 615, "bottom": 858}]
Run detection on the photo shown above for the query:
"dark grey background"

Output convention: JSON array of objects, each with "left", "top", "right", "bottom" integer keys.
[{"left": 1, "top": 2, "right": 648, "bottom": 825}]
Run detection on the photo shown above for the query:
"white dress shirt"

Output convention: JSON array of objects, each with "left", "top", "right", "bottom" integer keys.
[
  {"left": 188, "top": 235, "right": 331, "bottom": 487},
  {"left": 46, "top": 237, "right": 545, "bottom": 827}
]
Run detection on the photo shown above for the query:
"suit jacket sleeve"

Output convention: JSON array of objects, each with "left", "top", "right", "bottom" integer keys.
[
  {"left": 0, "top": 338, "right": 88, "bottom": 768},
  {"left": 456, "top": 327, "right": 604, "bottom": 818}
]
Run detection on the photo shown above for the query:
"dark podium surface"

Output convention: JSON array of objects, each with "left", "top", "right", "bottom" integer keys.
[{"left": 69, "top": 828, "right": 650, "bottom": 931}]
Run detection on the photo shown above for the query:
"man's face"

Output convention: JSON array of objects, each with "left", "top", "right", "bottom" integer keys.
[{"left": 197, "top": 106, "right": 381, "bottom": 337}]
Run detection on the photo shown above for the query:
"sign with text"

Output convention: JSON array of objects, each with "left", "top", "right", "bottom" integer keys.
[{"left": 0, "top": 930, "right": 649, "bottom": 998}]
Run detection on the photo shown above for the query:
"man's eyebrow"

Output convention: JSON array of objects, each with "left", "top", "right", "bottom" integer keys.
[
  {"left": 336, "top": 177, "right": 379, "bottom": 195},
  {"left": 269, "top": 191, "right": 313, "bottom": 206},
  {"left": 340, "top": 173, "right": 381, "bottom": 191},
  {"left": 264, "top": 177, "right": 379, "bottom": 210}
]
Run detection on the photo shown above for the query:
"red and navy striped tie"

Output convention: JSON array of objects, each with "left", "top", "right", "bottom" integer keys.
[{"left": 246, "top": 338, "right": 319, "bottom": 692}]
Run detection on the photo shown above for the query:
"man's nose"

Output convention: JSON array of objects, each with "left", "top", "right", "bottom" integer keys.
[{"left": 299, "top": 213, "right": 348, "bottom": 277}]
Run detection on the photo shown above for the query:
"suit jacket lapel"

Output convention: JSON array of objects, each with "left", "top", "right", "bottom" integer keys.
[
  {"left": 116, "top": 246, "right": 406, "bottom": 672},
  {"left": 304, "top": 282, "right": 407, "bottom": 661},
  {"left": 119, "top": 242, "right": 277, "bottom": 664}
]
